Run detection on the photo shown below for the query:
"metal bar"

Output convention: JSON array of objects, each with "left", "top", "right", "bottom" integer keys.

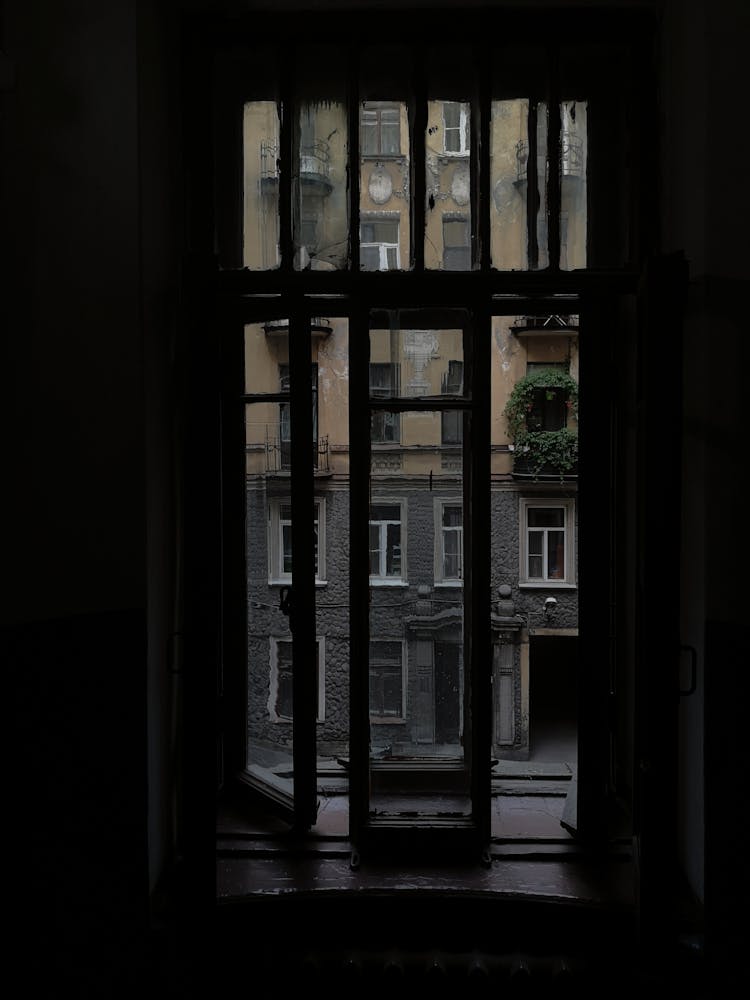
[
  {"left": 547, "top": 46, "right": 561, "bottom": 272},
  {"left": 289, "top": 303, "right": 318, "bottom": 830}
]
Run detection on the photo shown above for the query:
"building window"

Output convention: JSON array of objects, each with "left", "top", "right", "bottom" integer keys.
[
  {"left": 523, "top": 364, "right": 570, "bottom": 432},
  {"left": 369, "top": 502, "right": 405, "bottom": 582},
  {"left": 278, "top": 363, "right": 319, "bottom": 469},
  {"left": 361, "top": 102, "right": 401, "bottom": 156},
  {"left": 442, "top": 216, "right": 471, "bottom": 270},
  {"left": 443, "top": 101, "right": 469, "bottom": 154},
  {"left": 519, "top": 497, "right": 576, "bottom": 587},
  {"left": 361, "top": 217, "right": 400, "bottom": 271},
  {"left": 370, "top": 362, "right": 400, "bottom": 442},
  {"left": 369, "top": 640, "right": 406, "bottom": 719},
  {"left": 269, "top": 637, "right": 325, "bottom": 722},
  {"left": 268, "top": 499, "right": 325, "bottom": 583},
  {"left": 441, "top": 360, "right": 464, "bottom": 443},
  {"left": 436, "top": 500, "right": 463, "bottom": 583}
]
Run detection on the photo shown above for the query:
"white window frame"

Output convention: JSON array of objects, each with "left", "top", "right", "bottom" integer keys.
[
  {"left": 268, "top": 497, "right": 326, "bottom": 585},
  {"left": 268, "top": 636, "right": 325, "bottom": 723},
  {"left": 369, "top": 499, "right": 406, "bottom": 585},
  {"left": 360, "top": 213, "right": 400, "bottom": 271},
  {"left": 368, "top": 638, "right": 407, "bottom": 722},
  {"left": 519, "top": 496, "right": 576, "bottom": 588},
  {"left": 442, "top": 101, "right": 470, "bottom": 155},
  {"left": 434, "top": 498, "right": 463, "bottom": 585},
  {"left": 360, "top": 101, "right": 402, "bottom": 157}
]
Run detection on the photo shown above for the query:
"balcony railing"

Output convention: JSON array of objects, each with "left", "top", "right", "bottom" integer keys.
[
  {"left": 264, "top": 428, "right": 330, "bottom": 473},
  {"left": 515, "top": 131, "right": 584, "bottom": 183},
  {"left": 260, "top": 139, "right": 333, "bottom": 193}
]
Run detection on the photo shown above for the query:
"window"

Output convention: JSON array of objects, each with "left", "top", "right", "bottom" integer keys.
[
  {"left": 368, "top": 640, "right": 406, "bottom": 720},
  {"left": 278, "top": 363, "right": 319, "bottom": 469},
  {"left": 361, "top": 102, "right": 401, "bottom": 156},
  {"left": 442, "top": 216, "right": 471, "bottom": 271},
  {"left": 436, "top": 501, "right": 463, "bottom": 583},
  {"left": 523, "top": 364, "right": 570, "bottom": 432},
  {"left": 268, "top": 498, "right": 325, "bottom": 583},
  {"left": 211, "top": 7, "right": 656, "bottom": 867},
  {"left": 519, "top": 497, "right": 576, "bottom": 587},
  {"left": 443, "top": 101, "right": 469, "bottom": 154},
  {"left": 369, "top": 362, "right": 400, "bottom": 442},
  {"left": 269, "top": 637, "right": 325, "bottom": 722},
  {"left": 369, "top": 503, "right": 404, "bottom": 582},
  {"left": 441, "top": 360, "right": 464, "bottom": 443},
  {"left": 360, "top": 216, "right": 400, "bottom": 271}
]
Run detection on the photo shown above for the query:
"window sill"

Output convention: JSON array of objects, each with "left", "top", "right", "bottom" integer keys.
[
  {"left": 268, "top": 579, "right": 328, "bottom": 587},
  {"left": 369, "top": 579, "right": 408, "bottom": 587},
  {"left": 519, "top": 582, "right": 577, "bottom": 590},
  {"left": 435, "top": 580, "right": 463, "bottom": 588}
]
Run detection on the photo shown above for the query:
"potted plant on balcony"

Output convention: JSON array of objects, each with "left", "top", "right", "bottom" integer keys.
[{"left": 503, "top": 368, "right": 579, "bottom": 481}]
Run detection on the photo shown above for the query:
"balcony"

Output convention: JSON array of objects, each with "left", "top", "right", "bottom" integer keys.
[
  {"left": 260, "top": 139, "right": 334, "bottom": 196},
  {"left": 510, "top": 314, "right": 579, "bottom": 337},
  {"left": 264, "top": 428, "right": 330, "bottom": 474},
  {"left": 515, "top": 131, "right": 584, "bottom": 184},
  {"left": 262, "top": 317, "right": 333, "bottom": 340}
]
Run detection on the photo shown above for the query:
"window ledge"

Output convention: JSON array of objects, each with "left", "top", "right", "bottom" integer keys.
[
  {"left": 370, "top": 579, "right": 408, "bottom": 587},
  {"left": 519, "top": 582, "right": 577, "bottom": 590}
]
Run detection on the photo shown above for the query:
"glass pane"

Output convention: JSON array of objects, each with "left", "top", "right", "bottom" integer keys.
[
  {"left": 426, "top": 101, "right": 472, "bottom": 270},
  {"left": 243, "top": 101, "right": 281, "bottom": 270},
  {"left": 547, "top": 530, "right": 565, "bottom": 579},
  {"left": 491, "top": 312, "right": 579, "bottom": 839},
  {"left": 295, "top": 101, "right": 348, "bottom": 271},
  {"left": 360, "top": 101, "right": 409, "bottom": 271},
  {"left": 529, "top": 507, "right": 564, "bottom": 528},
  {"left": 243, "top": 316, "right": 350, "bottom": 832},
  {"left": 245, "top": 398, "right": 294, "bottom": 794},
  {"left": 490, "top": 99, "right": 527, "bottom": 270},
  {"left": 367, "top": 310, "right": 468, "bottom": 816},
  {"left": 560, "top": 100, "right": 587, "bottom": 270}
]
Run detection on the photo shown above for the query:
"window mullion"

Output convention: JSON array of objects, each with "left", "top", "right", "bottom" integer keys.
[
  {"left": 547, "top": 45, "right": 562, "bottom": 272},
  {"left": 289, "top": 304, "right": 318, "bottom": 830},
  {"left": 412, "top": 53, "right": 426, "bottom": 271},
  {"left": 347, "top": 43, "right": 360, "bottom": 272}
]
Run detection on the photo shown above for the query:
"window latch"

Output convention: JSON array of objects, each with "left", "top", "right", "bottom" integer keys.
[{"left": 679, "top": 643, "right": 697, "bottom": 697}]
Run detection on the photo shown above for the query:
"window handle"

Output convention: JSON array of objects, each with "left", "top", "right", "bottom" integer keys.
[{"left": 679, "top": 644, "right": 697, "bottom": 696}]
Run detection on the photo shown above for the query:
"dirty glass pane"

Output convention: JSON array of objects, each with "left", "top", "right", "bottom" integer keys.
[
  {"left": 490, "top": 312, "right": 578, "bottom": 838},
  {"left": 243, "top": 101, "right": 281, "bottom": 270},
  {"left": 425, "top": 101, "right": 472, "bottom": 271},
  {"left": 367, "top": 310, "right": 469, "bottom": 817},
  {"left": 245, "top": 396, "right": 295, "bottom": 796},
  {"left": 490, "top": 99, "right": 528, "bottom": 270},
  {"left": 360, "top": 101, "right": 410, "bottom": 270},
  {"left": 242, "top": 316, "right": 350, "bottom": 828},
  {"left": 560, "top": 101, "right": 587, "bottom": 270},
  {"left": 311, "top": 317, "right": 350, "bottom": 833},
  {"left": 295, "top": 101, "right": 349, "bottom": 271}
]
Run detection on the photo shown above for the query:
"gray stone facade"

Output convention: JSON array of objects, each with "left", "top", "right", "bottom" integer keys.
[{"left": 246, "top": 478, "right": 578, "bottom": 761}]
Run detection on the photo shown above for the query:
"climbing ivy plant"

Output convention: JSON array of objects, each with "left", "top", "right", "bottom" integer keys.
[{"left": 503, "top": 368, "right": 579, "bottom": 480}]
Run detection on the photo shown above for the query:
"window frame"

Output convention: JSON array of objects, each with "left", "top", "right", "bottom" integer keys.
[
  {"left": 268, "top": 635, "right": 325, "bottom": 723},
  {"left": 368, "top": 638, "right": 407, "bottom": 722},
  {"left": 201, "top": 5, "right": 667, "bottom": 872},
  {"left": 519, "top": 496, "right": 576, "bottom": 588},
  {"left": 435, "top": 498, "right": 463, "bottom": 585},
  {"left": 360, "top": 101, "right": 402, "bottom": 157},
  {"left": 442, "top": 100, "right": 470, "bottom": 155},
  {"left": 360, "top": 214, "right": 401, "bottom": 271},
  {"left": 369, "top": 500, "right": 406, "bottom": 584},
  {"left": 267, "top": 497, "right": 326, "bottom": 585}
]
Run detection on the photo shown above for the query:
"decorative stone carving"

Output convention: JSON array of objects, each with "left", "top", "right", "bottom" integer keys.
[
  {"left": 450, "top": 164, "right": 470, "bottom": 206},
  {"left": 368, "top": 164, "right": 393, "bottom": 205}
]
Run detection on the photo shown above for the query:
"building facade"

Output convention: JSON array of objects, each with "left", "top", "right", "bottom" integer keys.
[{"left": 242, "top": 97, "right": 584, "bottom": 770}]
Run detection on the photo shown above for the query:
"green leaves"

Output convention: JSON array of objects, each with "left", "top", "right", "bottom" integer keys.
[{"left": 504, "top": 368, "right": 579, "bottom": 480}]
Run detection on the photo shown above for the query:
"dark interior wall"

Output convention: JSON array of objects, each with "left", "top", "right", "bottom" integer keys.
[{"left": 2, "top": 0, "right": 746, "bottom": 992}]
